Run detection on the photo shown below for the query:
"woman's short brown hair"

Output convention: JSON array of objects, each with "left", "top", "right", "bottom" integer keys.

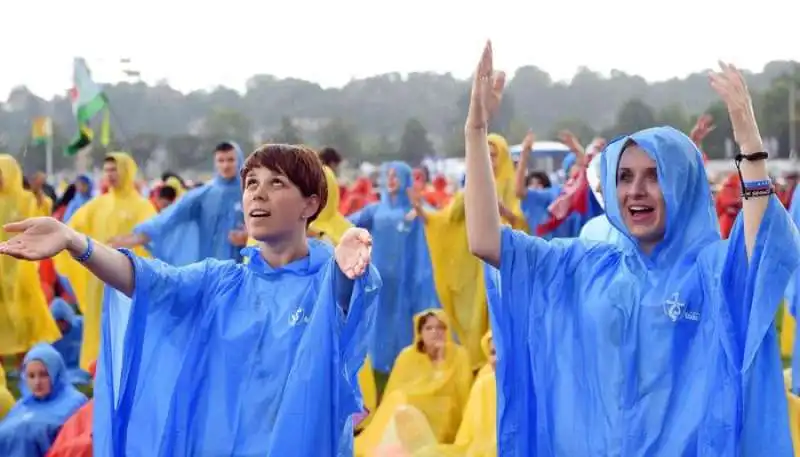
[{"left": 240, "top": 144, "right": 329, "bottom": 223}]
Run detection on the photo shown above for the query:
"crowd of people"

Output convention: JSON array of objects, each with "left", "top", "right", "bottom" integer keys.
[{"left": 0, "top": 42, "right": 800, "bottom": 456}]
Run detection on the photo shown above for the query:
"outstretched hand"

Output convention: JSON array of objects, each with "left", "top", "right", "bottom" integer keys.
[
  {"left": 335, "top": 227, "right": 372, "bottom": 279},
  {"left": 0, "top": 217, "right": 73, "bottom": 261},
  {"left": 465, "top": 40, "right": 506, "bottom": 131},
  {"left": 709, "top": 62, "right": 762, "bottom": 152}
]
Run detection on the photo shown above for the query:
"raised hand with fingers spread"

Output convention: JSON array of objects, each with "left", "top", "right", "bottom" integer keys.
[
  {"left": 708, "top": 62, "right": 762, "bottom": 154},
  {"left": 465, "top": 40, "right": 506, "bottom": 131}
]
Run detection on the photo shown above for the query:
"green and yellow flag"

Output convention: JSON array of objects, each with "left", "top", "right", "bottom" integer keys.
[{"left": 65, "top": 58, "right": 108, "bottom": 156}]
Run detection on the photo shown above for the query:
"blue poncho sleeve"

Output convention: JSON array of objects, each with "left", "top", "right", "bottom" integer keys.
[
  {"left": 710, "top": 197, "right": 800, "bottom": 455},
  {"left": 134, "top": 187, "right": 205, "bottom": 265},
  {"left": 490, "top": 227, "right": 611, "bottom": 455},
  {"left": 348, "top": 203, "right": 378, "bottom": 230}
]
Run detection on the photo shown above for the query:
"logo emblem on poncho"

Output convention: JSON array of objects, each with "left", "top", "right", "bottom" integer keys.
[{"left": 664, "top": 293, "right": 686, "bottom": 322}]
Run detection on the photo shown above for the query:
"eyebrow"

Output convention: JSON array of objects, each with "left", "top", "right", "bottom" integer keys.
[{"left": 618, "top": 167, "right": 657, "bottom": 173}]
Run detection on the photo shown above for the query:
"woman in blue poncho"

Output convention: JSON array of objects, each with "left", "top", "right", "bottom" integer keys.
[
  {"left": 0, "top": 343, "right": 87, "bottom": 456},
  {"left": 465, "top": 42, "right": 800, "bottom": 456},
  {"left": 348, "top": 161, "right": 441, "bottom": 375},
  {"left": 0, "top": 144, "right": 381, "bottom": 456}
]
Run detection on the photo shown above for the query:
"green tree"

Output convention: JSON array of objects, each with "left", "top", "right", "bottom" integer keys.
[
  {"left": 547, "top": 118, "right": 596, "bottom": 144},
  {"left": 396, "top": 118, "right": 435, "bottom": 165},
  {"left": 203, "top": 108, "right": 251, "bottom": 144},
  {"left": 317, "top": 118, "right": 362, "bottom": 160},
  {"left": 611, "top": 98, "right": 657, "bottom": 137},
  {"left": 758, "top": 69, "right": 800, "bottom": 158},
  {"left": 656, "top": 103, "right": 691, "bottom": 133},
  {"left": 363, "top": 134, "right": 396, "bottom": 163},
  {"left": 272, "top": 116, "right": 304, "bottom": 144},
  {"left": 697, "top": 101, "right": 733, "bottom": 159}
]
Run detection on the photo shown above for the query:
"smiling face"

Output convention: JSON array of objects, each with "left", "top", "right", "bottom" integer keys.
[
  {"left": 25, "top": 360, "right": 52, "bottom": 400},
  {"left": 616, "top": 144, "right": 666, "bottom": 252}
]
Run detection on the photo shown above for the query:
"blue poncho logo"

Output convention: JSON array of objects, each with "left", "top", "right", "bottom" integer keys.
[{"left": 664, "top": 293, "right": 687, "bottom": 322}]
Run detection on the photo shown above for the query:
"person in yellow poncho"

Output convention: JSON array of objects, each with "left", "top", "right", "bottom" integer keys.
[
  {"left": 487, "top": 133, "right": 526, "bottom": 231},
  {"left": 309, "top": 165, "right": 378, "bottom": 430},
  {"left": 355, "top": 309, "right": 473, "bottom": 456},
  {"left": 376, "top": 331, "right": 498, "bottom": 457},
  {"left": 405, "top": 135, "right": 523, "bottom": 370},
  {"left": 53, "top": 152, "right": 156, "bottom": 370},
  {"left": 0, "top": 363, "right": 15, "bottom": 420},
  {"left": 28, "top": 171, "right": 54, "bottom": 217},
  {"left": 0, "top": 154, "right": 62, "bottom": 358}
]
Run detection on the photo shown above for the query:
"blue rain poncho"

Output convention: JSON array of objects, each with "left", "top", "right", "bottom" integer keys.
[
  {"left": 578, "top": 214, "right": 619, "bottom": 243},
  {"left": 134, "top": 143, "right": 245, "bottom": 265},
  {"left": 49, "top": 298, "right": 90, "bottom": 385},
  {"left": 0, "top": 343, "right": 87, "bottom": 457},
  {"left": 63, "top": 175, "right": 93, "bottom": 223},
  {"left": 348, "top": 161, "right": 441, "bottom": 373},
  {"left": 786, "top": 185, "right": 800, "bottom": 393},
  {"left": 93, "top": 239, "right": 381, "bottom": 456},
  {"left": 489, "top": 126, "right": 800, "bottom": 456}
]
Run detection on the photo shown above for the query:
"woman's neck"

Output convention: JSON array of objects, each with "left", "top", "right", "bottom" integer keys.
[{"left": 258, "top": 230, "right": 309, "bottom": 268}]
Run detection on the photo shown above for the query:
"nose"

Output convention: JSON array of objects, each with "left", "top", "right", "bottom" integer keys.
[{"left": 628, "top": 176, "right": 648, "bottom": 198}]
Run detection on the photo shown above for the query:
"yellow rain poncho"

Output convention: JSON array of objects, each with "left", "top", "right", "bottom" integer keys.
[
  {"left": 422, "top": 193, "right": 488, "bottom": 368},
  {"left": 32, "top": 194, "right": 53, "bottom": 217},
  {"left": 356, "top": 309, "right": 473, "bottom": 456},
  {"left": 375, "top": 331, "right": 497, "bottom": 457},
  {"left": 782, "top": 304, "right": 795, "bottom": 359},
  {"left": 784, "top": 370, "right": 800, "bottom": 457},
  {"left": 164, "top": 176, "right": 186, "bottom": 197},
  {"left": 309, "top": 166, "right": 353, "bottom": 245},
  {"left": 0, "top": 363, "right": 15, "bottom": 420},
  {"left": 309, "top": 165, "right": 378, "bottom": 428},
  {"left": 0, "top": 154, "right": 61, "bottom": 356},
  {"left": 487, "top": 133, "right": 526, "bottom": 231},
  {"left": 54, "top": 152, "right": 156, "bottom": 370}
]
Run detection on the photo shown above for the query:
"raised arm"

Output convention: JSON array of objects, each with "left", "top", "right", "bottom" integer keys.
[
  {"left": 709, "top": 63, "right": 768, "bottom": 258},
  {"left": 465, "top": 41, "right": 505, "bottom": 266},
  {"left": 0, "top": 217, "right": 135, "bottom": 297},
  {"left": 514, "top": 130, "right": 535, "bottom": 199}
]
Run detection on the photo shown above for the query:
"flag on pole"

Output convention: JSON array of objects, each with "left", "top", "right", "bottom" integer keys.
[
  {"left": 66, "top": 124, "right": 94, "bottom": 156},
  {"left": 31, "top": 116, "right": 53, "bottom": 145},
  {"left": 65, "top": 58, "right": 108, "bottom": 156}
]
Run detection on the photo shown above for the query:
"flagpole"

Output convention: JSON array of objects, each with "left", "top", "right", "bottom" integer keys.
[{"left": 45, "top": 136, "right": 53, "bottom": 177}]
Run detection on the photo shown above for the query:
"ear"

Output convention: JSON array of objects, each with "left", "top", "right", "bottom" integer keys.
[{"left": 301, "top": 195, "right": 321, "bottom": 220}]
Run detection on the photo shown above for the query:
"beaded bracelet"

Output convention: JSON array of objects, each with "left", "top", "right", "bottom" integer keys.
[
  {"left": 734, "top": 151, "right": 773, "bottom": 200},
  {"left": 71, "top": 236, "right": 94, "bottom": 263}
]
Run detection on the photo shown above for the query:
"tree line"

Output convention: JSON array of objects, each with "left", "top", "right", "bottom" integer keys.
[{"left": 1, "top": 60, "right": 798, "bottom": 174}]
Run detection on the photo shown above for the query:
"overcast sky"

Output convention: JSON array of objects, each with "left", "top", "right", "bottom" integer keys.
[{"left": 2, "top": 0, "right": 797, "bottom": 99}]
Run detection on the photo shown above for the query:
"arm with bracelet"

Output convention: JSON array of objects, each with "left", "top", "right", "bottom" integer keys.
[
  {"left": 709, "top": 63, "right": 773, "bottom": 259},
  {"left": 0, "top": 218, "right": 136, "bottom": 296}
]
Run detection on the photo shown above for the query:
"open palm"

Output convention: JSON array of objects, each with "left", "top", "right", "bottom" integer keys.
[
  {"left": 0, "top": 217, "right": 71, "bottom": 261},
  {"left": 466, "top": 40, "right": 506, "bottom": 130},
  {"left": 335, "top": 227, "right": 372, "bottom": 279}
]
